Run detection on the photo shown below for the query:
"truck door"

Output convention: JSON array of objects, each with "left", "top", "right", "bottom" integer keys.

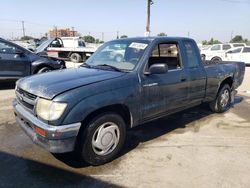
[
  {"left": 0, "top": 40, "right": 31, "bottom": 79},
  {"left": 140, "top": 42, "right": 189, "bottom": 120},
  {"left": 183, "top": 40, "right": 206, "bottom": 104}
]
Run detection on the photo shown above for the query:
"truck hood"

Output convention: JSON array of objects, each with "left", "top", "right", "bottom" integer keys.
[{"left": 17, "top": 67, "right": 125, "bottom": 99}]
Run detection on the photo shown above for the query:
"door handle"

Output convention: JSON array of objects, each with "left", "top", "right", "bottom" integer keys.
[
  {"left": 180, "top": 76, "right": 187, "bottom": 82},
  {"left": 181, "top": 78, "right": 186, "bottom": 82}
]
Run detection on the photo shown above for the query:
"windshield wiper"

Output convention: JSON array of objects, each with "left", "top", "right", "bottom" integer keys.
[
  {"left": 95, "top": 64, "right": 123, "bottom": 72},
  {"left": 81, "top": 63, "right": 92, "bottom": 68}
]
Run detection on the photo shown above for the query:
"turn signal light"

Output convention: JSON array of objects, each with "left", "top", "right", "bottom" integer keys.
[{"left": 35, "top": 127, "right": 46, "bottom": 137}]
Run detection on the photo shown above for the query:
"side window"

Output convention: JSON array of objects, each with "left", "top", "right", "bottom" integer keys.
[
  {"left": 231, "top": 48, "right": 242, "bottom": 53},
  {"left": 0, "top": 41, "right": 17, "bottom": 54},
  {"left": 211, "top": 45, "right": 221, "bottom": 51},
  {"left": 183, "top": 41, "right": 200, "bottom": 69},
  {"left": 243, "top": 47, "right": 250, "bottom": 53},
  {"left": 149, "top": 43, "right": 181, "bottom": 70},
  {"left": 78, "top": 40, "right": 86, "bottom": 47},
  {"left": 223, "top": 44, "right": 231, "bottom": 50}
]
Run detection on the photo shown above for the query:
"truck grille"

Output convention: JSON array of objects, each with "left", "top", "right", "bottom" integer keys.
[{"left": 16, "top": 87, "right": 37, "bottom": 112}]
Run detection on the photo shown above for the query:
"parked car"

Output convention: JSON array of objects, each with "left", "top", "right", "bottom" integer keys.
[
  {"left": 225, "top": 46, "right": 250, "bottom": 65},
  {"left": 13, "top": 37, "right": 245, "bottom": 165},
  {"left": 35, "top": 37, "right": 98, "bottom": 63},
  {"left": 200, "top": 43, "right": 233, "bottom": 62},
  {"left": 201, "top": 43, "right": 246, "bottom": 62},
  {"left": 12, "top": 40, "right": 36, "bottom": 52},
  {"left": 0, "top": 38, "right": 66, "bottom": 80}
]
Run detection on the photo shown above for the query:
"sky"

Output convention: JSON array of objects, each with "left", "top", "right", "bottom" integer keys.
[{"left": 0, "top": 0, "right": 250, "bottom": 43}]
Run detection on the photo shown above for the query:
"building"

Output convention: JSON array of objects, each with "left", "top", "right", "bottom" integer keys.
[{"left": 49, "top": 28, "right": 77, "bottom": 38}]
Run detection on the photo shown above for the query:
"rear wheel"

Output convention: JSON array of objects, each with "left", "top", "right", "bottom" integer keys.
[
  {"left": 201, "top": 54, "right": 206, "bottom": 61},
  {"left": 37, "top": 67, "right": 52, "bottom": 74},
  {"left": 78, "top": 113, "right": 126, "bottom": 165},
  {"left": 209, "top": 84, "right": 231, "bottom": 113},
  {"left": 70, "top": 53, "right": 82, "bottom": 63},
  {"left": 211, "top": 57, "right": 222, "bottom": 63}
]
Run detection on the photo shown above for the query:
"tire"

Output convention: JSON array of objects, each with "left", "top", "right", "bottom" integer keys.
[
  {"left": 211, "top": 57, "right": 222, "bottom": 63},
  {"left": 70, "top": 53, "right": 82, "bottom": 63},
  {"left": 201, "top": 54, "right": 206, "bottom": 61},
  {"left": 37, "top": 67, "right": 52, "bottom": 74},
  {"left": 209, "top": 84, "right": 231, "bottom": 113},
  {"left": 79, "top": 113, "right": 126, "bottom": 165}
]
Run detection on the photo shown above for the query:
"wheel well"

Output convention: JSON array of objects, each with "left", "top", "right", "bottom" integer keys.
[
  {"left": 34, "top": 65, "right": 53, "bottom": 74},
  {"left": 80, "top": 104, "right": 132, "bottom": 131},
  {"left": 211, "top": 56, "right": 222, "bottom": 60},
  {"left": 219, "top": 77, "right": 233, "bottom": 90}
]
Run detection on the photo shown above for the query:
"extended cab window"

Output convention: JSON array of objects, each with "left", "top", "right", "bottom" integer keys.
[
  {"left": 183, "top": 41, "right": 200, "bottom": 68},
  {"left": 211, "top": 45, "right": 221, "bottom": 51},
  {"left": 0, "top": 41, "right": 17, "bottom": 54},
  {"left": 149, "top": 43, "right": 181, "bottom": 70},
  {"left": 231, "top": 48, "right": 242, "bottom": 53}
]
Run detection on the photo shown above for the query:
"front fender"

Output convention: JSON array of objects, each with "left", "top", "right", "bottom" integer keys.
[{"left": 61, "top": 86, "right": 140, "bottom": 126}]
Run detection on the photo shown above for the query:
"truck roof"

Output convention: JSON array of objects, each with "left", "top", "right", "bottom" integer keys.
[{"left": 114, "top": 36, "right": 192, "bottom": 42}]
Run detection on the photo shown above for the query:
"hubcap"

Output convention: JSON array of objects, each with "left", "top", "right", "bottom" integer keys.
[
  {"left": 92, "top": 122, "right": 120, "bottom": 156},
  {"left": 220, "top": 89, "right": 230, "bottom": 107}
]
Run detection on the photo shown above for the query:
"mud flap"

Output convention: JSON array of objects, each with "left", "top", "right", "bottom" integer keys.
[{"left": 231, "top": 90, "right": 237, "bottom": 106}]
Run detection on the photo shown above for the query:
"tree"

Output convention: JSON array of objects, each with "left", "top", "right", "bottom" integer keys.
[
  {"left": 20, "top": 36, "right": 33, "bottom": 41},
  {"left": 95, "top": 38, "right": 104, "bottom": 43},
  {"left": 230, "top": 35, "right": 243, "bottom": 43},
  {"left": 120, "top": 35, "right": 128, "bottom": 38},
  {"left": 202, "top": 38, "right": 221, "bottom": 45},
  {"left": 230, "top": 35, "right": 249, "bottom": 44},
  {"left": 83, "top": 35, "right": 95, "bottom": 43},
  {"left": 157, "top": 32, "right": 167, "bottom": 36}
]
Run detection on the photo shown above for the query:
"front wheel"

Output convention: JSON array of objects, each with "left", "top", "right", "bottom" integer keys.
[
  {"left": 209, "top": 84, "right": 231, "bottom": 113},
  {"left": 78, "top": 113, "right": 126, "bottom": 165}
]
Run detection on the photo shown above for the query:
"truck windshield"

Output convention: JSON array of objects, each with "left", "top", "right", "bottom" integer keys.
[{"left": 83, "top": 40, "right": 150, "bottom": 71}]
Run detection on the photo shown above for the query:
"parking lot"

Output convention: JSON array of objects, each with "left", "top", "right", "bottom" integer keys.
[{"left": 0, "top": 65, "right": 250, "bottom": 188}]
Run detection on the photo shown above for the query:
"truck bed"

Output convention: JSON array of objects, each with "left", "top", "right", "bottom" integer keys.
[{"left": 203, "top": 60, "right": 245, "bottom": 100}]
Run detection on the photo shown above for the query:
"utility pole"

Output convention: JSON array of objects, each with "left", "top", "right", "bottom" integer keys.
[
  {"left": 54, "top": 25, "right": 58, "bottom": 37},
  {"left": 72, "top": 27, "right": 75, "bottom": 37},
  {"left": 102, "top": 32, "right": 104, "bottom": 42},
  {"left": 146, "top": 0, "right": 153, "bottom": 36},
  {"left": 231, "top": 30, "right": 234, "bottom": 41},
  {"left": 188, "top": 31, "right": 190, "bottom": 37},
  {"left": 116, "top": 31, "right": 119, "bottom": 39},
  {"left": 21, "top": 21, "right": 25, "bottom": 37}
]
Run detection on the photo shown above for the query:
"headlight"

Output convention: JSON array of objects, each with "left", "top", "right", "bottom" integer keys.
[{"left": 36, "top": 98, "right": 67, "bottom": 121}]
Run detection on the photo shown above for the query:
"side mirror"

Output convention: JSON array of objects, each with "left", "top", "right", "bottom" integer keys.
[
  {"left": 148, "top": 64, "right": 168, "bottom": 74},
  {"left": 14, "top": 49, "right": 25, "bottom": 57},
  {"left": 15, "top": 49, "right": 24, "bottom": 54}
]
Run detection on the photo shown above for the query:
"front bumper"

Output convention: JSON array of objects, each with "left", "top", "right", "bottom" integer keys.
[{"left": 13, "top": 99, "right": 81, "bottom": 153}]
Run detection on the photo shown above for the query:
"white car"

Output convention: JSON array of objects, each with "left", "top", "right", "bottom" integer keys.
[
  {"left": 200, "top": 43, "right": 246, "bottom": 62},
  {"left": 225, "top": 46, "right": 250, "bottom": 65},
  {"left": 201, "top": 44, "right": 233, "bottom": 62}
]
